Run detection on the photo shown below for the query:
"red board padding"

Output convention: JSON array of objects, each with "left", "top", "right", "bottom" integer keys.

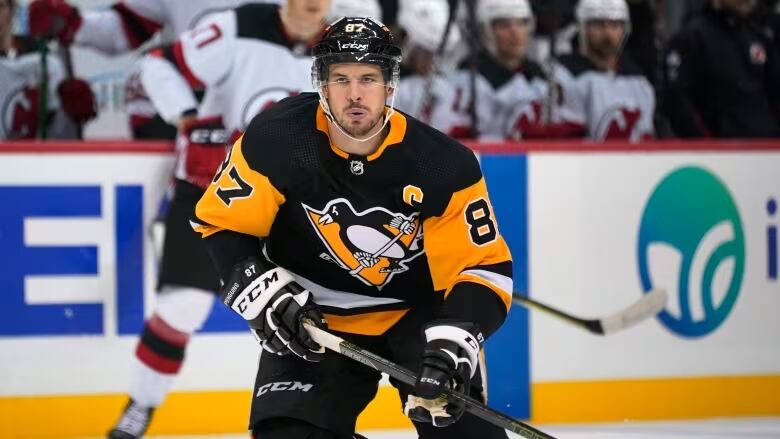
[
  {"left": 1, "top": 139, "right": 779, "bottom": 154},
  {"left": 462, "top": 139, "right": 780, "bottom": 154}
]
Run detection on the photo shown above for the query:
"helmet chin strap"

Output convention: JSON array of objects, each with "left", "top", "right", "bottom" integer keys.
[{"left": 318, "top": 89, "right": 397, "bottom": 144}]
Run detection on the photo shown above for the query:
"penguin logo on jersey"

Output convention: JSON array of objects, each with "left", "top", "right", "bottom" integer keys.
[{"left": 302, "top": 198, "right": 424, "bottom": 289}]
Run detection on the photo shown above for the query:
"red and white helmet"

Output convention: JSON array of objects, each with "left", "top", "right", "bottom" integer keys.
[
  {"left": 327, "top": 0, "right": 381, "bottom": 24},
  {"left": 575, "top": 0, "right": 632, "bottom": 37},
  {"left": 397, "top": 0, "right": 461, "bottom": 54}
]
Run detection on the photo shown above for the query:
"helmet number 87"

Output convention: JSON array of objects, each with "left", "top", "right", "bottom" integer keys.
[
  {"left": 465, "top": 199, "right": 498, "bottom": 246},
  {"left": 345, "top": 24, "right": 366, "bottom": 33}
]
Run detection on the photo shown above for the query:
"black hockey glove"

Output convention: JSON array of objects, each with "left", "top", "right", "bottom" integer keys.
[
  {"left": 220, "top": 258, "right": 327, "bottom": 362},
  {"left": 405, "top": 320, "right": 484, "bottom": 427}
]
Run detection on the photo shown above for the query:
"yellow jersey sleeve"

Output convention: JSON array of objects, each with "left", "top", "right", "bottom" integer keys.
[
  {"left": 423, "top": 177, "right": 513, "bottom": 310},
  {"left": 193, "top": 135, "right": 286, "bottom": 238}
]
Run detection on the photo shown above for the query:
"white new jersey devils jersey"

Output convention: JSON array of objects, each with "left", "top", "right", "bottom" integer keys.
[
  {"left": 74, "top": 0, "right": 267, "bottom": 135},
  {"left": 452, "top": 55, "right": 549, "bottom": 140},
  {"left": 140, "top": 3, "right": 316, "bottom": 185},
  {"left": 0, "top": 38, "right": 65, "bottom": 139},
  {"left": 75, "top": 0, "right": 269, "bottom": 54},
  {"left": 553, "top": 54, "right": 655, "bottom": 141},
  {"left": 141, "top": 3, "right": 315, "bottom": 134},
  {"left": 395, "top": 70, "right": 468, "bottom": 136}
]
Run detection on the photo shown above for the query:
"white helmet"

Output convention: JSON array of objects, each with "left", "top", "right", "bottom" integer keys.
[
  {"left": 575, "top": 0, "right": 631, "bottom": 34},
  {"left": 476, "top": 0, "right": 534, "bottom": 56},
  {"left": 398, "top": 0, "right": 461, "bottom": 54},
  {"left": 327, "top": 0, "right": 381, "bottom": 23},
  {"left": 476, "top": 0, "right": 534, "bottom": 31}
]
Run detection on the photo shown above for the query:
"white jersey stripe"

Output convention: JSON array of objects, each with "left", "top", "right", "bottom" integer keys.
[
  {"left": 461, "top": 269, "right": 513, "bottom": 300},
  {"left": 290, "top": 271, "right": 406, "bottom": 310}
]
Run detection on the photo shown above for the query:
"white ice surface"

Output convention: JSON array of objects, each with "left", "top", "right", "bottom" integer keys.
[{"left": 128, "top": 418, "right": 780, "bottom": 439}]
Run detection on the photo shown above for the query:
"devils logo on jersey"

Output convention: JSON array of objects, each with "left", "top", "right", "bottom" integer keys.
[
  {"left": 303, "top": 198, "right": 425, "bottom": 289},
  {"left": 595, "top": 106, "right": 643, "bottom": 140},
  {"left": 506, "top": 100, "right": 543, "bottom": 140},
  {"left": 241, "top": 87, "right": 301, "bottom": 128},
  {"left": 2, "top": 85, "right": 40, "bottom": 139}
]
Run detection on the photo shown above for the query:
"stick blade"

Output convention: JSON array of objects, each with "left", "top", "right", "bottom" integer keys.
[{"left": 599, "top": 288, "right": 668, "bottom": 335}]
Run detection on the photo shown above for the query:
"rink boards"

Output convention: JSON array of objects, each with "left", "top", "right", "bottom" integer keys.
[{"left": 1, "top": 141, "right": 779, "bottom": 438}]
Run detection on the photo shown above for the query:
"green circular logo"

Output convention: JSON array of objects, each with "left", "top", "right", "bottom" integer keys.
[{"left": 638, "top": 166, "right": 745, "bottom": 337}]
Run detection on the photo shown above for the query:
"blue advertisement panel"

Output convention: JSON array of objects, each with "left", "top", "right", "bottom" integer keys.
[
  {"left": 0, "top": 186, "right": 103, "bottom": 335},
  {"left": 480, "top": 153, "right": 530, "bottom": 419},
  {"left": 0, "top": 182, "right": 244, "bottom": 337}
]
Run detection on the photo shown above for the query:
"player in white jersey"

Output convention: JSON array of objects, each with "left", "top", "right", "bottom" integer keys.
[
  {"left": 452, "top": 0, "right": 576, "bottom": 140},
  {"left": 551, "top": 0, "right": 655, "bottom": 141},
  {"left": 101, "top": 2, "right": 330, "bottom": 438},
  {"left": 0, "top": 0, "right": 95, "bottom": 139},
  {"left": 393, "top": 0, "right": 469, "bottom": 136},
  {"left": 140, "top": 2, "right": 328, "bottom": 134},
  {"left": 27, "top": 0, "right": 268, "bottom": 138}
]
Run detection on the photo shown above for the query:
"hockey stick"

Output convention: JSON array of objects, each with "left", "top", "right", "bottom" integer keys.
[
  {"left": 463, "top": 0, "right": 480, "bottom": 136},
  {"left": 36, "top": 38, "right": 49, "bottom": 139},
  {"left": 303, "top": 323, "right": 557, "bottom": 439},
  {"left": 512, "top": 288, "right": 667, "bottom": 336},
  {"left": 59, "top": 43, "right": 83, "bottom": 139},
  {"left": 542, "top": 0, "right": 562, "bottom": 126},
  {"left": 348, "top": 230, "right": 406, "bottom": 275},
  {"left": 416, "top": 0, "right": 458, "bottom": 125}
]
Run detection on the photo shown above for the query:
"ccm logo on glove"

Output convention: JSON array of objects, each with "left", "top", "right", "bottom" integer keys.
[
  {"left": 228, "top": 265, "right": 293, "bottom": 319},
  {"left": 420, "top": 377, "right": 441, "bottom": 386},
  {"left": 219, "top": 258, "right": 327, "bottom": 362}
]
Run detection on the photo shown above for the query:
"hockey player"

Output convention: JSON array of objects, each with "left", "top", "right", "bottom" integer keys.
[
  {"left": 394, "top": 0, "right": 469, "bottom": 135},
  {"left": 192, "top": 17, "right": 513, "bottom": 439},
  {"left": 453, "top": 0, "right": 571, "bottom": 140},
  {"left": 664, "top": 0, "right": 780, "bottom": 138},
  {"left": 139, "top": 0, "right": 330, "bottom": 135},
  {"left": 551, "top": 0, "right": 655, "bottom": 141},
  {"left": 100, "top": 1, "right": 331, "bottom": 438},
  {"left": 0, "top": 0, "right": 95, "bottom": 139},
  {"left": 26, "top": 0, "right": 269, "bottom": 138}
]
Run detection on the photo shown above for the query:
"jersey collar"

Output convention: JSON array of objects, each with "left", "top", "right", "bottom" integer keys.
[{"left": 316, "top": 104, "right": 407, "bottom": 161}]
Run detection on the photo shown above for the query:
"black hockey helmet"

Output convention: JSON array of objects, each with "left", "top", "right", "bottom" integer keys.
[{"left": 312, "top": 17, "right": 402, "bottom": 87}]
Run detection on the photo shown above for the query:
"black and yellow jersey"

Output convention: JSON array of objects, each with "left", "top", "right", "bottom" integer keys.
[{"left": 193, "top": 93, "right": 512, "bottom": 337}]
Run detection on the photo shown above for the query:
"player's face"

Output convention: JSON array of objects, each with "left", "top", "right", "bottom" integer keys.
[
  {"left": 491, "top": 18, "right": 530, "bottom": 61},
  {"left": 325, "top": 63, "right": 391, "bottom": 138},
  {"left": 287, "top": 0, "right": 331, "bottom": 23},
  {"left": 0, "top": 0, "right": 12, "bottom": 39},
  {"left": 406, "top": 46, "right": 435, "bottom": 76},
  {"left": 584, "top": 19, "right": 625, "bottom": 59}
]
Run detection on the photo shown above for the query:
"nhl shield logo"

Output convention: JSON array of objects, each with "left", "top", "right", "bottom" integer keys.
[
  {"left": 350, "top": 160, "right": 364, "bottom": 175},
  {"left": 302, "top": 198, "right": 424, "bottom": 289}
]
